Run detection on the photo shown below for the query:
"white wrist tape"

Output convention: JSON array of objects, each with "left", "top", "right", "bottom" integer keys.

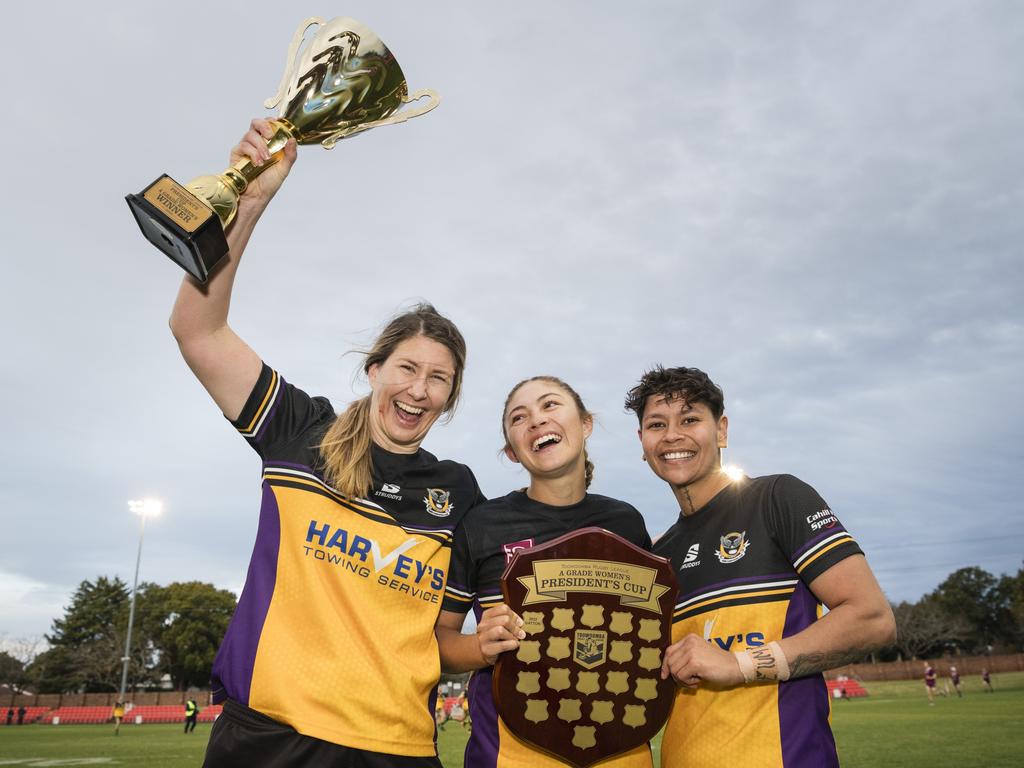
[
  {"left": 769, "top": 641, "right": 791, "bottom": 681},
  {"left": 735, "top": 649, "right": 756, "bottom": 683},
  {"left": 736, "top": 641, "right": 791, "bottom": 683}
]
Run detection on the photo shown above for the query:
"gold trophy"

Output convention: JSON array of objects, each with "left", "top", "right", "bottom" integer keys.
[{"left": 126, "top": 17, "right": 440, "bottom": 282}]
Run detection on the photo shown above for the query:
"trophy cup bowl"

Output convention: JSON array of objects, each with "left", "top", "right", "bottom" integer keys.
[{"left": 126, "top": 17, "right": 440, "bottom": 282}]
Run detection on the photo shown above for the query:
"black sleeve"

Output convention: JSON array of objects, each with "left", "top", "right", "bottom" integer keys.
[
  {"left": 627, "top": 505, "right": 653, "bottom": 552},
  {"left": 441, "top": 521, "right": 477, "bottom": 615},
  {"left": 765, "top": 474, "right": 865, "bottom": 586},
  {"left": 228, "top": 363, "right": 334, "bottom": 459}
]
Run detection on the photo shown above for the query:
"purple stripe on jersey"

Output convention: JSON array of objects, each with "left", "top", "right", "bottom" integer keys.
[
  {"left": 677, "top": 572, "right": 794, "bottom": 603},
  {"left": 252, "top": 379, "right": 285, "bottom": 444},
  {"left": 778, "top": 581, "right": 838, "bottom": 768},
  {"left": 790, "top": 527, "right": 849, "bottom": 560},
  {"left": 210, "top": 483, "right": 281, "bottom": 705},
  {"left": 465, "top": 666, "right": 500, "bottom": 768}
]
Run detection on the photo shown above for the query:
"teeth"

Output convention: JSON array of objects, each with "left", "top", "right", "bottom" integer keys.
[
  {"left": 663, "top": 451, "right": 695, "bottom": 460},
  {"left": 532, "top": 433, "right": 562, "bottom": 451},
  {"left": 395, "top": 402, "right": 424, "bottom": 416}
]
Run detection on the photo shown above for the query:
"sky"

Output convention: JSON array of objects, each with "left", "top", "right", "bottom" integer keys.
[{"left": 1, "top": 0, "right": 1022, "bottom": 648}]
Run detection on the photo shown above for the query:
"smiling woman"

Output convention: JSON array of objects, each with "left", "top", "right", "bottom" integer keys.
[
  {"left": 166, "top": 119, "right": 484, "bottom": 768},
  {"left": 318, "top": 310, "right": 466, "bottom": 500},
  {"left": 625, "top": 365, "right": 895, "bottom": 768},
  {"left": 435, "top": 376, "right": 655, "bottom": 768}
]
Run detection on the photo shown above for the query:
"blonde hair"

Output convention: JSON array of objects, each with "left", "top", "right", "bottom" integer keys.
[
  {"left": 319, "top": 303, "right": 466, "bottom": 498},
  {"left": 502, "top": 376, "right": 595, "bottom": 488}
]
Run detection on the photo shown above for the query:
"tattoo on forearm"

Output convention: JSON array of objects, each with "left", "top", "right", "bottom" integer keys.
[{"left": 788, "top": 646, "right": 880, "bottom": 679}]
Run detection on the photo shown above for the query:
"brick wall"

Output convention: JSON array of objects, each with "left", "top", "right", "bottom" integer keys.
[{"left": 826, "top": 653, "right": 1024, "bottom": 681}]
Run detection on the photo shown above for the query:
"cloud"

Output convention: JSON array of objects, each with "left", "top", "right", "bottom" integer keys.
[{"left": 1, "top": 0, "right": 1021, "bottom": 639}]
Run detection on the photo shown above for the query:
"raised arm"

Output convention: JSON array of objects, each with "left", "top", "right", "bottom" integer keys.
[
  {"left": 662, "top": 554, "right": 896, "bottom": 687},
  {"left": 168, "top": 119, "right": 298, "bottom": 420},
  {"left": 436, "top": 606, "right": 525, "bottom": 674}
]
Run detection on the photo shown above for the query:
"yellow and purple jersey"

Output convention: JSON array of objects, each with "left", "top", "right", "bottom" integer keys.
[
  {"left": 653, "top": 475, "right": 864, "bottom": 768},
  {"left": 211, "top": 364, "right": 483, "bottom": 755}
]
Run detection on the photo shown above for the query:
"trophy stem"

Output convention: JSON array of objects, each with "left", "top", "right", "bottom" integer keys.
[
  {"left": 228, "top": 119, "right": 299, "bottom": 193},
  {"left": 181, "top": 119, "right": 299, "bottom": 229}
]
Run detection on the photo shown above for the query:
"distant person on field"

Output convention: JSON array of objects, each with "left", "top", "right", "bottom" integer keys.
[
  {"left": 434, "top": 694, "right": 447, "bottom": 730},
  {"left": 112, "top": 701, "right": 125, "bottom": 735},
  {"left": 5, "top": 707, "right": 12, "bottom": 726},
  {"left": 924, "top": 663, "right": 937, "bottom": 705},
  {"left": 16, "top": 706, "right": 25, "bottom": 725},
  {"left": 950, "top": 665, "right": 962, "bottom": 697},
  {"left": 981, "top": 668, "right": 993, "bottom": 692},
  {"left": 458, "top": 691, "right": 471, "bottom": 733},
  {"left": 185, "top": 698, "right": 199, "bottom": 733}
]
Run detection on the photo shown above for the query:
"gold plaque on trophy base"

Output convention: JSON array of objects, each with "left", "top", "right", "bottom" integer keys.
[{"left": 127, "top": 176, "right": 227, "bottom": 282}]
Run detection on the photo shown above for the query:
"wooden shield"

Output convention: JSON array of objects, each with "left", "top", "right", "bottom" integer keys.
[{"left": 494, "top": 527, "right": 679, "bottom": 767}]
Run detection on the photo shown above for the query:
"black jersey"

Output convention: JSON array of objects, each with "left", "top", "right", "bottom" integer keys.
[
  {"left": 442, "top": 491, "right": 653, "bottom": 768},
  {"left": 652, "top": 474, "right": 863, "bottom": 768}
]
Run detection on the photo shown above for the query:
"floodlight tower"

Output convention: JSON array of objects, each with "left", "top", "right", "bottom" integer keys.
[{"left": 118, "top": 498, "right": 162, "bottom": 705}]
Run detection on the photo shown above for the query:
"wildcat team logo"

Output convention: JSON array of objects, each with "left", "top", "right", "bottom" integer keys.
[
  {"left": 424, "top": 488, "right": 453, "bottom": 517},
  {"left": 715, "top": 531, "right": 750, "bottom": 563}
]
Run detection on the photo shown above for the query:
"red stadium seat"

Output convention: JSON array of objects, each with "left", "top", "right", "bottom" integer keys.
[
  {"left": 38, "top": 701, "right": 219, "bottom": 725},
  {"left": 826, "top": 679, "right": 868, "bottom": 698}
]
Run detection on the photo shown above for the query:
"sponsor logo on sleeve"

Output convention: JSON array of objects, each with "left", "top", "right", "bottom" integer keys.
[
  {"left": 805, "top": 508, "right": 839, "bottom": 531},
  {"left": 715, "top": 531, "right": 750, "bottom": 564},
  {"left": 424, "top": 488, "right": 453, "bottom": 517}
]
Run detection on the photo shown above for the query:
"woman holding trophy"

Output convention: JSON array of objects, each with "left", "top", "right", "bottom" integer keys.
[
  {"left": 436, "top": 376, "right": 655, "bottom": 767},
  {"left": 170, "top": 117, "right": 483, "bottom": 767}
]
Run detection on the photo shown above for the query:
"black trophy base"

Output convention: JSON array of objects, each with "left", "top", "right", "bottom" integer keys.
[{"left": 126, "top": 175, "right": 229, "bottom": 283}]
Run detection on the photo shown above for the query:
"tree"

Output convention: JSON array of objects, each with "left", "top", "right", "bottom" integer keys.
[
  {"left": 930, "top": 567, "right": 1004, "bottom": 652},
  {"left": 0, "top": 651, "right": 25, "bottom": 689},
  {"left": 139, "top": 582, "right": 237, "bottom": 689},
  {"left": 891, "top": 597, "right": 972, "bottom": 659},
  {"left": 993, "top": 564, "right": 1024, "bottom": 649},
  {"left": 30, "top": 576, "right": 154, "bottom": 693}
]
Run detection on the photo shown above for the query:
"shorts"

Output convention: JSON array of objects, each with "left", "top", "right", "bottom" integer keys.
[
  {"left": 925, "top": 680, "right": 935, "bottom": 688},
  {"left": 202, "top": 700, "right": 443, "bottom": 768}
]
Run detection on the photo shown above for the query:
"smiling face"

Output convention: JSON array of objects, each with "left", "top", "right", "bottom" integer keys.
[
  {"left": 367, "top": 335, "right": 456, "bottom": 453},
  {"left": 503, "top": 379, "right": 593, "bottom": 483},
  {"left": 638, "top": 394, "right": 729, "bottom": 507}
]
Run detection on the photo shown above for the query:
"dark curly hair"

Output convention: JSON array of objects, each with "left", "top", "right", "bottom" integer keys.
[{"left": 624, "top": 366, "right": 725, "bottom": 424}]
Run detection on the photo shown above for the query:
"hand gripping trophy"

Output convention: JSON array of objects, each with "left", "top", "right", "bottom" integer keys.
[{"left": 127, "top": 17, "right": 439, "bottom": 282}]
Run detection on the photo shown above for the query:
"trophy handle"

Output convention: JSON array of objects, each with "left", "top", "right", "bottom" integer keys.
[
  {"left": 320, "top": 89, "right": 442, "bottom": 148},
  {"left": 264, "top": 16, "right": 327, "bottom": 111}
]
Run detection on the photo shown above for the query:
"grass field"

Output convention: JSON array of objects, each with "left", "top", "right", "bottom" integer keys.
[{"left": 1, "top": 673, "right": 1020, "bottom": 766}]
